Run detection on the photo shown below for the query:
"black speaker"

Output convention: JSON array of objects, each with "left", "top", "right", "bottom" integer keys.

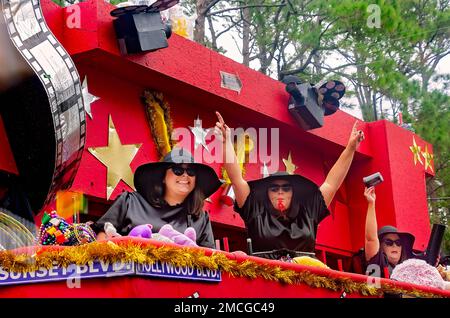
[
  {"left": 113, "top": 11, "right": 172, "bottom": 55},
  {"left": 286, "top": 82, "right": 323, "bottom": 130},
  {"left": 425, "top": 223, "right": 446, "bottom": 266},
  {"left": 110, "top": 1, "right": 179, "bottom": 55}
]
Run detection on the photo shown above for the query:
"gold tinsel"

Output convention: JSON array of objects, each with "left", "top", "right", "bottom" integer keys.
[
  {"left": 142, "top": 90, "right": 174, "bottom": 158},
  {"left": 0, "top": 242, "right": 444, "bottom": 298}
]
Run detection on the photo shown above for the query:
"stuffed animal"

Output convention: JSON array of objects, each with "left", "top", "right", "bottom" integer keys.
[
  {"left": 104, "top": 222, "right": 122, "bottom": 238},
  {"left": 128, "top": 224, "right": 153, "bottom": 238},
  {"left": 158, "top": 224, "right": 197, "bottom": 247},
  {"left": 437, "top": 265, "right": 450, "bottom": 281}
]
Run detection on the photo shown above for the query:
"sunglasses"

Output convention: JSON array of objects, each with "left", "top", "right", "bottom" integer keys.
[
  {"left": 268, "top": 184, "right": 292, "bottom": 193},
  {"left": 170, "top": 165, "right": 196, "bottom": 177},
  {"left": 383, "top": 239, "right": 402, "bottom": 247}
]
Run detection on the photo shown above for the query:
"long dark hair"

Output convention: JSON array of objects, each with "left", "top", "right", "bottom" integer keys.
[{"left": 141, "top": 167, "right": 206, "bottom": 219}]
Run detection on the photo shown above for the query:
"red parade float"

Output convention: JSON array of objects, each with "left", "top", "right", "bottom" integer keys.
[{"left": 0, "top": 0, "right": 448, "bottom": 298}]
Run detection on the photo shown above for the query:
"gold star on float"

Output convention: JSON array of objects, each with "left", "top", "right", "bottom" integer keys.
[
  {"left": 421, "top": 145, "right": 434, "bottom": 172},
  {"left": 409, "top": 136, "right": 423, "bottom": 166},
  {"left": 282, "top": 152, "right": 297, "bottom": 175},
  {"left": 88, "top": 115, "right": 142, "bottom": 200},
  {"left": 189, "top": 116, "right": 211, "bottom": 152}
]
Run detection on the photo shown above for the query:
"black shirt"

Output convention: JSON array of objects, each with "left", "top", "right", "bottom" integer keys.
[
  {"left": 366, "top": 251, "right": 394, "bottom": 278},
  {"left": 234, "top": 188, "right": 329, "bottom": 255},
  {"left": 92, "top": 191, "right": 215, "bottom": 248}
]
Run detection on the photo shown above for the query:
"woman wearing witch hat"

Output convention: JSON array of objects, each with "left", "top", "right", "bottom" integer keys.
[
  {"left": 214, "top": 112, "right": 364, "bottom": 258},
  {"left": 364, "top": 186, "right": 415, "bottom": 278},
  {"left": 93, "top": 148, "right": 222, "bottom": 248}
]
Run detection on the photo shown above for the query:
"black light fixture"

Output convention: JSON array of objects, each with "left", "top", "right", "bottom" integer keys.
[
  {"left": 110, "top": 0, "right": 179, "bottom": 55},
  {"left": 282, "top": 75, "right": 345, "bottom": 130}
]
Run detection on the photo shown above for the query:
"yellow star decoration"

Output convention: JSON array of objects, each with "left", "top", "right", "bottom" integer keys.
[
  {"left": 421, "top": 145, "right": 434, "bottom": 172},
  {"left": 409, "top": 136, "right": 423, "bottom": 166},
  {"left": 282, "top": 152, "right": 297, "bottom": 175},
  {"left": 88, "top": 115, "right": 142, "bottom": 200}
]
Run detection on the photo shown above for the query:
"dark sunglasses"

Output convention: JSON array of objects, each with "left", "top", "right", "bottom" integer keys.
[
  {"left": 170, "top": 165, "right": 196, "bottom": 177},
  {"left": 268, "top": 183, "right": 292, "bottom": 193},
  {"left": 383, "top": 239, "right": 402, "bottom": 247}
]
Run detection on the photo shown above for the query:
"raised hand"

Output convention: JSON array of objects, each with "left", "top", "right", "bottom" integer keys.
[
  {"left": 364, "top": 186, "right": 376, "bottom": 204},
  {"left": 347, "top": 120, "right": 365, "bottom": 151},
  {"left": 214, "top": 111, "right": 231, "bottom": 144}
]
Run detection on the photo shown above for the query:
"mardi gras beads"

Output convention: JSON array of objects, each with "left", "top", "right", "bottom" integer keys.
[{"left": 38, "top": 211, "right": 96, "bottom": 246}]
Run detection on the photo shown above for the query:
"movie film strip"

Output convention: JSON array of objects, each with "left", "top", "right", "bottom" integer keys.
[{"left": 0, "top": 0, "right": 85, "bottom": 208}]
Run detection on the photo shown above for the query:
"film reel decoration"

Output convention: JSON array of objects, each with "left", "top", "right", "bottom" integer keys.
[{"left": 0, "top": 0, "right": 86, "bottom": 212}]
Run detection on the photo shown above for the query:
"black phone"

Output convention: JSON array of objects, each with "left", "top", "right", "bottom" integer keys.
[{"left": 363, "top": 172, "right": 384, "bottom": 188}]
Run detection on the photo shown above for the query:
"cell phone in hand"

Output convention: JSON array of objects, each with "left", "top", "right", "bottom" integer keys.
[{"left": 363, "top": 172, "right": 384, "bottom": 188}]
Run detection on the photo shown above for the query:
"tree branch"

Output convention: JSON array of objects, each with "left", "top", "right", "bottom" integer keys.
[{"left": 208, "top": 3, "right": 286, "bottom": 16}]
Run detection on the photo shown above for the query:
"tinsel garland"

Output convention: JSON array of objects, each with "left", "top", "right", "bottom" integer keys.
[
  {"left": 0, "top": 241, "right": 443, "bottom": 298},
  {"left": 142, "top": 90, "right": 174, "bottom": 158}
]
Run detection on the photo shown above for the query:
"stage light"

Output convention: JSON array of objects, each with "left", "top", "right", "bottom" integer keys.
[
  {"left": 110, "top": 0, "right": 179, "bottom": 55},
  {"left": 282, "top": 75, "right": 345, "bottom": 130}
]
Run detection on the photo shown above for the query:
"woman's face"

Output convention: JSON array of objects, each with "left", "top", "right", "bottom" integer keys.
[
  {"left": 267, "top": 179, "right": 293, "bottom": 211},
  {"left": 164, "top": 164, "right": 196, "bottom": 199},
  {"left": 381, "top": 233, "right": 403, "bottom": 265}
]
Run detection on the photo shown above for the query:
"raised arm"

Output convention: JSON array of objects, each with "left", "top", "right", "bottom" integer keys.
[
  {"left": 364, "top": 187, "right": 379, "bottom": 261},
  {"left": 319, "top": 121, "right": 364, "bottom": 207},
  {"left": 214, "top": 112, "right": 250, "bottom": 208}
]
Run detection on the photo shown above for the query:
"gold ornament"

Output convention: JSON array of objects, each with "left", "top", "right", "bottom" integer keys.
[
  {"left": 142, "top": 90, "right": 174, "bottom": 159},
  {"left": 421, "top": 145, "right": 434, "bottom": 172},
  {"left": 282, "top": 152, "right": 297, "bottom": 174},
  {"left": 409, "top": 136, "right": 423, "bottom": 166},
  {"left": 88, "top": 115, "right": 142, "bottom": 200},
  {"left": 172, "top": 17, "right": 189, "bottom": 38}
]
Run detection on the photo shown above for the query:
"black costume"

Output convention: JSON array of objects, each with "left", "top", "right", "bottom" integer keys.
[
  {"left": 93, "top": 191, "right": 215, "bottom": 248},
  {"left": 93, "top": 148, "right": 222, "bottom": 249},
  {"left": 234, "top": 172, "right": 330, "bottom": 258}
]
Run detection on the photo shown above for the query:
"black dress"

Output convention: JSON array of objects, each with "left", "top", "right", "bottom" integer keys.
[
  {"left": 92, "top": 191, "right": 215, "bottom": 248},
  {"left": 234, "top": 188, "right": 329, "bottom": 256}
]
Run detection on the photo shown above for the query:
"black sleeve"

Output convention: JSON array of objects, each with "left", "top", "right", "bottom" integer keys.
[
  {"left": 92, "top": 192, "right": 129, "bottom": 234},
  {"left": 196, "top": 212, "right": 215, "bottom": 248},
  {"left": 304, "top": 190, "right": 330, "bottom": 224},
  {"left": 233, "top": 189, "right": 260, "bottom": 223}
]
